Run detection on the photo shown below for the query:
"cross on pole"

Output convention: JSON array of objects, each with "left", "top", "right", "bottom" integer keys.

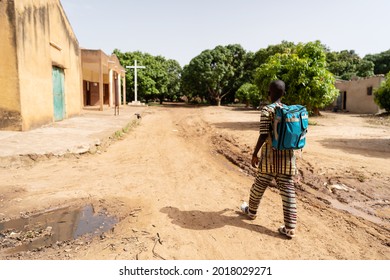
[{"left": 126, "top": 60, "right": 146, "bottom": 103}]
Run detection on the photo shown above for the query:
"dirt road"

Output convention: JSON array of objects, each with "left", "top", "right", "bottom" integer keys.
[{"left": 0, "top": 105, "right": 389, "bottom": 260}]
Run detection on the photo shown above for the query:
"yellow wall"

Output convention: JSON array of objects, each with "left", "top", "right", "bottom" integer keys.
[
  {"left": 1, "top": 0, "right": 82, "bottom": 131},
  {"left": 50, "top": 1, "right": 82, "bottom": 120},
  {"left": 81, "top": 50, "right": 110, "bottom": 83},
  {"left": 81, "top": 50, "right": 126, "bottom": 108},
  {"left": 0, "top": 0, "right": 22, "bottom": 130}
]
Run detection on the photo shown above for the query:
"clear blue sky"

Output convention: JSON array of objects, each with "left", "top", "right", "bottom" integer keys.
[{"left": 61, "top": 0, "right": 390, "bottom": 66}]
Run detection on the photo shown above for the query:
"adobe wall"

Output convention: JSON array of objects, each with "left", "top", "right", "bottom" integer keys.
[
  {"left": 13, "top": 0, "right": 82, "bottom": 130},
  {"left": 0, "top": 0, "right": 22, "bottom": 130},
  {"left": 335, "top": 76, "right": 385, "bottom": 114}
]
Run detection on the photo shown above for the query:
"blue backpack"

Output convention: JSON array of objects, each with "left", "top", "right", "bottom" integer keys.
[{"left": 269, "top": 103, "right": 309, "bottom": 150}]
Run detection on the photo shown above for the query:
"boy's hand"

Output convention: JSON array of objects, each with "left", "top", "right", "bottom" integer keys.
[{"left": 251, "top": 155, "right": 259, "bottom": 168}]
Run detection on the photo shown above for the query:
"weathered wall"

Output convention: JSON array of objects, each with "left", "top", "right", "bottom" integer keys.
[
  {"left": 0, "top": 0, "right": 22, "bottom": 130},
  {"left": 4, "top": 0, "right": 82, "bottom": 131},
  {"left": 15, "top": 0, "right": 82, "bottom": 130},
  {"left": 81, "top": 49, "right": 110, "bottom": 83},
  {"left": 81, "top": 50, "right": 126, "bottom": 108},
  {"left": 90, "top": 83, "right": 100, "bottom": 106},
  {"left": 335, "top": 76, "right": 385, "bottom": 114},
  {"left": 50, "top": 0, "right": 82, "bottom": 119}
]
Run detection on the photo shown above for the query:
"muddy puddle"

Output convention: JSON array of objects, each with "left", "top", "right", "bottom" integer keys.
[
  {"left": 0, "top": 205, "right": 118, "bottom": 253},
  {"left": 303, "top": 185, "right": 386, "bottom": 226},
  {"left": 327, "top": 198, "right": 385, "bottom": 225}
]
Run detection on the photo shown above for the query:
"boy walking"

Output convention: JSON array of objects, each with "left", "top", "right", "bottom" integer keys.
[{"left": 241, "top": 80, "right": 298, "bottom": 238}]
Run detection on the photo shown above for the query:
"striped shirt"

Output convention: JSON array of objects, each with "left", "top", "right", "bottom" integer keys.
[{"left": 258, "top": 104, "right": 297, "bottom": 175}]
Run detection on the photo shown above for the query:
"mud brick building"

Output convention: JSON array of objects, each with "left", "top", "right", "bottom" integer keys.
[
  {"left": 0, "top": 0, "right": 82, "bottom": 131},
  {"left": 333, "top": 75, "right": 386, "bottom": 114},
  {"left": 81, "top": 50, "right": 126, "bottom": 110}
]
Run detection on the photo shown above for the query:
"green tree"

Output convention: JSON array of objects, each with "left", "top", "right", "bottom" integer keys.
[
  {"left": 235, "top": 83, "right": 260, "bottom": 108},
  {"left": 164, "top": 59, "right": 182, "bottom": 102},
  {"left": 181, "top": 62, "right": 208, "bottom": 104},
  {"left": 113, "top": 49, "right": 181, "bottom": 104},
  {"left": 241, "top": 51, "right": 256, "bottom": 85},
  {"left": 150, "top": 55, "right": 169, "bottom": 104},
  {"left": 326, "top": 50, "right": 374, "bottom": 80},
  {"left": 113, "top": 50, "right": 152, "bottom": 102},
  {"left": 364, "top": 49, "right": 390, "bottom": 75},
  {"left": 374, "top": 71, "right": 390, "bottom": 112},
  {"left": 181, "top": 44, "right": 246, "bottom": 106},
  {"left": 254, "top": 41, "right": 339, "bottom": 115},
  {"left": 253, "top": 41, "right": 296, "bottom": 69}
]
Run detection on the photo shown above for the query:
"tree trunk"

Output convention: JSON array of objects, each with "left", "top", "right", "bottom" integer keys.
[
  {"left": 216, "top": 97, "right": 221, "bottom": 106},
  {"left": 159, "top": 94, "right": 164, "bottom": 105},
  {"left": 313, "top": 107, "right": 321, "bottom": 116}
]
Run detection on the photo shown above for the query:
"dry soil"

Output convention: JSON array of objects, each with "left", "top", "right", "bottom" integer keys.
[{"left": 0, "top": 104, "right": 389, "bottom": 260}]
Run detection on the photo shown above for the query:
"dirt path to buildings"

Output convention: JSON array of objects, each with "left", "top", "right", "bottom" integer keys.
[{"left": 0, "top": 105, "right": 389, "bottom": 260}]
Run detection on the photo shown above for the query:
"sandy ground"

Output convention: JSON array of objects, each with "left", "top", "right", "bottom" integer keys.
[{"left": 0, "top": 104, "right": 389, "bottom": 260}]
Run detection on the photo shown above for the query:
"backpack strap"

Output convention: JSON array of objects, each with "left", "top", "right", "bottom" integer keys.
[{"left": 268, "top": 103, "right": 285, "bottom": 149}]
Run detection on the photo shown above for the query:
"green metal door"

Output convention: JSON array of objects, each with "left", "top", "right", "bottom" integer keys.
[{"left": 52, "top": 66, "right": 65, "bottom": 121}]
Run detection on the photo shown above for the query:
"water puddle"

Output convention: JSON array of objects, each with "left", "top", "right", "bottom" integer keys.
[
  {"left": 0, "top": 205, "right": 118, "bottom": 253},
  {"left": 327, "top": 198, "right": 384, "bottom": 225},
  {"left": 303, "top": 187, "right": 385, "bottom": 226}
]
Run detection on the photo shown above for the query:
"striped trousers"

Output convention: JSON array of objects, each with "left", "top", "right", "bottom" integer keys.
[{"left": 248, "top": 172, "right": 297, "bottom": 229}]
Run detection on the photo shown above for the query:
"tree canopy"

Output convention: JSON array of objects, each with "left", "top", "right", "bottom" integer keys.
[
  {"left": 254, "top": 41, "right": 339, "bottom": 114},
  {"left": 326, "top": 50, "right": 374, "bottom": 80},
  {"left": 113, "top": 41, "right": 389, "bottom": 111},
  {"left": 253, "top": 41, "right": 296, "bottom": 69},
  {"left": 235, "top": 83, "right": 261, "bottom": 108},
  {"left": 364, "top": 49, "right": 390, "bottom": 75},
  {"left": 181, "top": 44, "right": 246, "bottom": 105}
]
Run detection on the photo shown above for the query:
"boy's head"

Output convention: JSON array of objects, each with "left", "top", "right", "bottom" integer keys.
[{"left": 269, "top": 80, "right": 285, "bottom": 102}]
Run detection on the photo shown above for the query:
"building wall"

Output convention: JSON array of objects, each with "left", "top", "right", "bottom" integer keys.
[
  {"left": 0, "top": 0, "right": 22, "bottom": 130},
  {"left": 49, "top": 1, "right": 82, "bottom": 120},
  {"left": 81, "top": 49, "right": 114, "bottom": 109},
  {"left": 334, "top": 76, "right": 385, "bottom": 114},
  {"left": 90, "top": 83, "right": 100, "bottom": 106},
  {"left": 1, "top": 0, "right": 82, "bottom": 131}
]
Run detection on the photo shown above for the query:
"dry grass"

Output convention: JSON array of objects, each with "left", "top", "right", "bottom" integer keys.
[{"left": 364, "top": 112, "right": 390, "bottom": 126}]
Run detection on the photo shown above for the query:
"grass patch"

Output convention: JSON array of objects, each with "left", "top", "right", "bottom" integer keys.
[
  {"left": 113, "top": 130, "right": 124, "bottom": 139},
  {"left": 147, "top": 102, "right": 163, "bottom": 106},
  {"left": 112, "top": 119, "right": 140, "bottom": 140}
]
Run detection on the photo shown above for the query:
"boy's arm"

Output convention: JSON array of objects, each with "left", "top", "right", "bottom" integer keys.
[
  {"left": 252, "top": 106, "right": 272, "bottom": 168},
  {"left": 251, "top": 134, "right": 267, "bottom": 168}
]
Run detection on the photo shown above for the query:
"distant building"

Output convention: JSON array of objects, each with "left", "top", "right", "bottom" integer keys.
[
  {"left": 81, "top": 49, "right": 126, "bottom": 110},
  {"left": 333, "top": 75, "right": 386, "bottom": 114},
  {"left": 0, "top": 0, "right": 82, "bottom": 131}
]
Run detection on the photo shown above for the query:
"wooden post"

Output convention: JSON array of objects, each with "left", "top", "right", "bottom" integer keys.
[
  {"left": 99, "top": 54, "right": 104, "bottom": 111},
  {"left": 122, "top": 74, "right": 126, "bottom": 105},
  {"left": 114, "top": 72, "right": 119, "bottom": 115},
  {"left": 109, "top": 69, "right": 113, "bottom": 107}
]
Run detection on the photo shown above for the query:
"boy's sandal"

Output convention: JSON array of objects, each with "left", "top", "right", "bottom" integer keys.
[
  {"left": 247, "top": 212, "right": 257, "bottom": 220},
  {"left": 240, "top": 202, "right": 257, "bottom": 220},
  {"left": 278, "top": 226, "right": 295, "bottom": 238}
]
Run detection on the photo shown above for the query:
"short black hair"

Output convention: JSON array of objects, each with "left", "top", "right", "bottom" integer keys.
[{"left": 269, "top": 80, "right": 285, "bottom": 100}]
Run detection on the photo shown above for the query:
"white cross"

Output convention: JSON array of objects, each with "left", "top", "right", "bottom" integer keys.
[{"left": 126, "top": 60, "right": 146, "bottom": 103}]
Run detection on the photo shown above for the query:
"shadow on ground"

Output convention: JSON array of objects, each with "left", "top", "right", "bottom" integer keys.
[
  {"left": 160, "top": 206, "right": 283, "bottom": 239},
  {"left": 319, "top": 138, "right": 390, "bottom": 158}
]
